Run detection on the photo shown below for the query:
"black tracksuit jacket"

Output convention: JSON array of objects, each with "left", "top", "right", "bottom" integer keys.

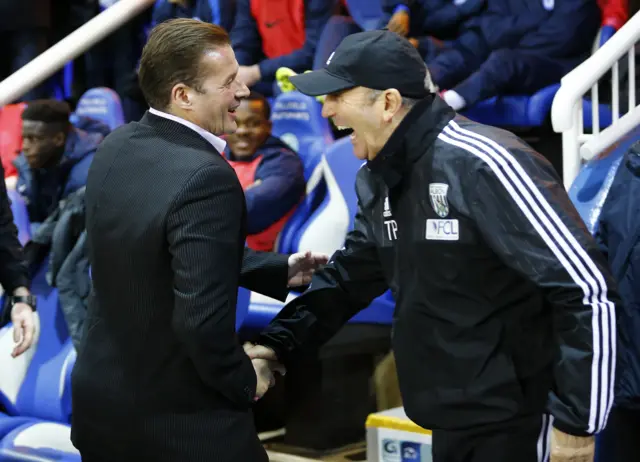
[{"left": 258, "top": 95, "right": 621, "bottom": 437}]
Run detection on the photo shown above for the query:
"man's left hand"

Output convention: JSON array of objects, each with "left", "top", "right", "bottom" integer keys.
[
  {"left": 287, "top": 251, "right": 329, "bottom": 287},
  {"left": 550, "top": 428, "right": 595, "bottom": 462},
  {"left": 237, "top": 65, "right": 261, "bottom": 88}
]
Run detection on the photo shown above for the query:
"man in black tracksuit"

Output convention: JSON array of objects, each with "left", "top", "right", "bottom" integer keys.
[{"left": 246, "top": 31, "right": 621, "bottom": 462}]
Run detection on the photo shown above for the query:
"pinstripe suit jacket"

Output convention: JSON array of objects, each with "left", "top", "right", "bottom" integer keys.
[{"left": 71, "top": 111, "right": 288, "bottom": 461}]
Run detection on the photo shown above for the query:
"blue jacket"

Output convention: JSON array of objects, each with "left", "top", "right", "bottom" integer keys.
[
  {"left": 465, "top": 0, "right": 600, "bottom": 58},
  {"left": 151, "top": 0, "right": 236, "bottom": 31},
  {"left": 224, "top": 135, "right": 304, "bottom": 234},
  {"left": 70, "top": 114, "right": 112, "bottom": 138},
  {"left": 379, "top": 0, "right": 485, "bottom": 36},
  {"left": 231, "top": 0, "right": 332, "bottom": 81},
  {"left": 15, "top": 128, "right": 102, "bottom": 223},
  {"left": 596, "top": 141, "right": 640, "bottom": 410}
]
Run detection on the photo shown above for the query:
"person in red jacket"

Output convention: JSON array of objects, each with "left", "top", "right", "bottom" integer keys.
[
  {"left": 225, "top": 92, "right": 305, "bottom": 252},
  {"left": 231, "top": 0, "right": 333, "bottom": 95}
]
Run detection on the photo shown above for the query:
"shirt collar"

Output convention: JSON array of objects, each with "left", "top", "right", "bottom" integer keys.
[{"left": 149, "top": 107, "right": 227, "bottom": 153}]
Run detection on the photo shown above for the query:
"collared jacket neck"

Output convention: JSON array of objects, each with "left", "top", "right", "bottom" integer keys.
[{"left": 367, "top": 94, "right": 456, "bottom": 189}]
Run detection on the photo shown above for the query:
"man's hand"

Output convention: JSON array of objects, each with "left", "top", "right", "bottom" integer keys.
[
  {"left": 11, "top": 303, "right": 36, "bottom": 358},
  {"left": 387, "top": 10, "right": 410, "bottom": 37},
  {"left": 252, "top": 358, "right": 276, "bottom": 400},
  {"left": 550, "top": 428, "right": 595, "bottom": 462},
  {"left": 287, "top": 251, "right": 329, "bottom": 287},
  {"left": 248, "top": 342, "right": 286, "bottom": 401},
  {"left": 237, "top": 65, "right": 261, "bottom": 88},
  {"left": 245, "top": 342, "right": 279, "bottom": 362}
]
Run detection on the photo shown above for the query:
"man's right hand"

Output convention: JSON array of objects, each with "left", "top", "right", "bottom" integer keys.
[{"left": 387, "top": 10, "right": 410, "bottom": 37}]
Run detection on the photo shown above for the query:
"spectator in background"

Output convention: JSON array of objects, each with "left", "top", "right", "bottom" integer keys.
[
  {"left": 231, "top": 0, "right": 333, "bottom": 95},
  {"left": 151, "top": 0, "right": 236, "bottom": 31},
  {"left": 594, "top": 141, "right": 640, "bottom": 461},
  {"left": 0, "top": 0, "right": 51, "bottom": 101},
  {"left": 14, "top": 100, "right": 102, "bottom": 225},
  {"left": 224, "top": 92, "right": 304, "bottom": 252},
  {"left": 381, "top": 0, "right": 485, "bottom": 59},
  {"left": 430, "top": 0, "right": 601, "bottom": 111}
]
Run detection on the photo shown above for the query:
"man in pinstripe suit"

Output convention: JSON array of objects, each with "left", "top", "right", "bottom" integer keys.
[{"left": 71, "top": 19, "right": 325, "bottom": 462}]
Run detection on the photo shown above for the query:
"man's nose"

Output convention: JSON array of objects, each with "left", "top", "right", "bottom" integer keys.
[
  {"left": 236, "top": 81, "right": 250, "bottom": 99},
  {"left": 321, "top": 99, "right": 334, "bottom": 119}
]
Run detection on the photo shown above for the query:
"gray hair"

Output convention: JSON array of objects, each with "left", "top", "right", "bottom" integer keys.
[{"left": 368, "top": 70, "right": 436, "bottom": 109}]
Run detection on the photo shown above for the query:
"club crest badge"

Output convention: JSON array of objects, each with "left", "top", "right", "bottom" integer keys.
[{"left": 429, "top": 183, "right": 450, "bottom": 218}]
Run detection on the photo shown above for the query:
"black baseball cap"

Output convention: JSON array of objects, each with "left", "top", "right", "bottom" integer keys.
[{"left": 290, "top": 29, "right": 431, "bottom": 98}]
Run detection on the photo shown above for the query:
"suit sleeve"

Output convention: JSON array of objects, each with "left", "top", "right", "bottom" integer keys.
[
  {"left": 466, "top": 148, "right": 620, "bottom": 436},
  {"left": 0, "top": 165, "right": 28, "bottom": 292},
  {"left": 240, "top": 247, "right": 290, "bottom": 301},
  {"left": 167, "top": 165, "right": 256, "bottom": 408},
  {"left": 257, "top": 199, "right": 388, "bottom": 365}
]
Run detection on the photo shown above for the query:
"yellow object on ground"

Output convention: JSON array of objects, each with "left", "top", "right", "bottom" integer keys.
[{"left": 366, "top": 407, "right": 433, "bottom": 462}]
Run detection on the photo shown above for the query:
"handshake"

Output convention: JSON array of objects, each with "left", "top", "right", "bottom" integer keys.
[{"left": 243, "top": 343, "right": 286, "bottom": 401}]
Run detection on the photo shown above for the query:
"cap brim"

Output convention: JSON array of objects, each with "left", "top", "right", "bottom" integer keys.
[{"left": 289, "top": 69, "right": 355, "bottom": 97}]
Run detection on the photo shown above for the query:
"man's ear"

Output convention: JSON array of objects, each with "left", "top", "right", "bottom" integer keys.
[
  {"left": 265, "top": 119, "right": 273, "bottom": 132},
  {"left": 382, "top": 89, "right": 403, "bottom": 123},
  {"left": 52, "top": 131, "right": 66, "bottom": 148},
  {"left": 170, "top": 83, "right": 194, "bottom": 111}
]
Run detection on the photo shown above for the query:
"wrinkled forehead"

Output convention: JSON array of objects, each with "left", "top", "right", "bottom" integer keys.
[
  {"left": 329, "top": 86, "right": 372, "bottom": 100},
  {"left": 199, "top": 45, "right": 238, "bottom": 83}
]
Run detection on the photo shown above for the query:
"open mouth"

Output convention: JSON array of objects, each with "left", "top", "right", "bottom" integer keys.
[{"left": 335, "top": 124, "right": 354, "bottom": 136}]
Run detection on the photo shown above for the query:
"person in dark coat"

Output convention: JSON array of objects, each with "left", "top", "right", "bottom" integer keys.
[
  {"left": 246, "top": 29, "right": 620, "bottom": 462},
  {"left": 594, "top": 141, "right": 640, "bottom": 461},
  {"left": 430, "top": 0, "right": 601, "bottom": 110},
  {"left": 14, "top": 100, "right": 102, "bottom": 225}
]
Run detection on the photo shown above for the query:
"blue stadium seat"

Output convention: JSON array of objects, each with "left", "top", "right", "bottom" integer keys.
[
  {"left": 0, "top": 260, "right": 74, "bottom": 425},
  {"left": 270, "top": 91, "right": 333, "bottom": 180},
  {"left": 568, "top": 126, "right": 640, "bottom": 234},
  {"left": 0, "top": 415, "right": 36, "bottom": 441},
  {"left": 6, "top": 190, "right": 31, "bottom": 246},
  {"left": 0, "top": 421, "right": 80, "bottom": 461},
  {"left": 73, "top": 87, "right": 125, "bottom": 131},
  {"left": 344, "top": 0, "right": 383, "bottom": 31},
  {"left": 462, "top": 84, "right": 615, "bottom": 129},
  {"left": 239, "top": 137, "right": 394, "bottom": 332},
  {"left": 0, "top": 259, "right": 78, "bottom": 460},
  {"left": 271, "top": 91, "right": 333, "bottom": 254},
  {"left": 462, "top": 26, "right": 619, "bottom": 129}
]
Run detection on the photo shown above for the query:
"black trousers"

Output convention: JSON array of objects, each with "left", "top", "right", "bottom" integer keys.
[
  {"left": 432, "top": 414, "right": 552, "bottom": 462},
  {"left": 596, "top": 407, "right": 640, "bottom": 462}
]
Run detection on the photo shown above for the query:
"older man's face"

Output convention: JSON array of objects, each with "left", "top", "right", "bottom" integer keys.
[{"left": 321, "top": 86, "right": 387, "bottom": 161}]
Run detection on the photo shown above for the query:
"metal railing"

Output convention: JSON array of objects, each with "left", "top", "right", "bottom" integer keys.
[
  {"left": 552, "top": 11, "right": 640, "bottom": 189},
  {"left": 0, "top": 0, "right": 155, "bottom": 107}
]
